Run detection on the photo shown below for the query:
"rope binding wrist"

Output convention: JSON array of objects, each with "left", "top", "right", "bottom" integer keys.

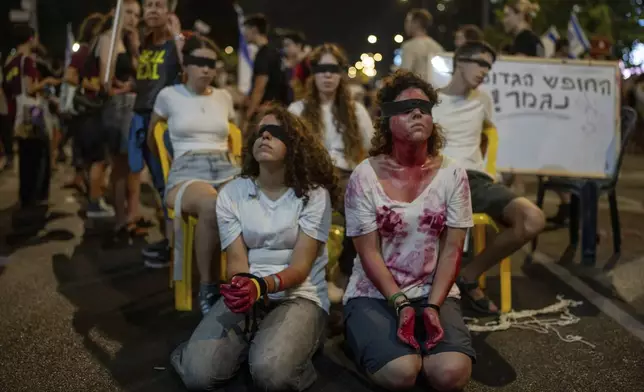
[
  {"left": 422, "top": 303, "right": 441, "bottom": 314},
  {"left": 232, "top": 273, "right": 267, "bottom": 300},
  {"left": 395, "top": 301, "right": 412, "bottom": 316}
]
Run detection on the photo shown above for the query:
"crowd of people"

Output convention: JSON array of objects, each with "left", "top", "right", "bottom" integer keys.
[{"left": 0, "top": 0, "right": 636, "bottom": 390}]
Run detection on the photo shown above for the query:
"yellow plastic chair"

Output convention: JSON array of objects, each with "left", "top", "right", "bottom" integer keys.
[
  {"left": 153, "top": 122, "right": 243, "bottom": 311},
  {"left": 473, "top": 127, "right": 512, "bottom": 313}
]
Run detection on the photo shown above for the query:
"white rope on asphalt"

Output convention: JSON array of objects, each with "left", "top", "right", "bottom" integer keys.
[{"left": 464, "top": 295, "right": 596, "bottom": 349}]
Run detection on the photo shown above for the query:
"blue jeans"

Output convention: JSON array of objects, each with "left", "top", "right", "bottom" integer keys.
[
  {"left": 128, "top": 111, "right": 165, "bottom": 198},
  {"left": 171, "top": 297, "right": 327, "bottom": 391}
]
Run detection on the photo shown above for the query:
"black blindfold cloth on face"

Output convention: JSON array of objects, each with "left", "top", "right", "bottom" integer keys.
[
  {"left": 380, "top": 99, "right": 433, "bottom": 117},
  {"left": 184, "top": 55, "right": 217, "bottom": 69},
  {"left": 312, "top": 63, "right": 343, "bottom": 74},
  {"left": 256, "top": 124, "right": 290, "bottom": 147}
]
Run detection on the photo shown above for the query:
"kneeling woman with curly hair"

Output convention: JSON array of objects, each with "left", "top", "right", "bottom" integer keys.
[
  {"left": 343, "top": 70, "right": 475, "bottom": 391},
  {"left": 170, "top": 104, "right": 338, "bottom": 392}
]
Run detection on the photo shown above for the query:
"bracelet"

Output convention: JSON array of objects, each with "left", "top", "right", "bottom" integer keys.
[
  {"left": 395, "top": 301, "right": 412, "bottom": 316},
  {"left": 271, "top": 274, "right": 282, "bottom": 293},
  {"left": 388, "top": 292, "right": 407, "bottom": 307}
]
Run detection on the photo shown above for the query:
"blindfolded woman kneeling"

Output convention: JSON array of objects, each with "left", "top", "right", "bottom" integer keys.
[{"left": 170, "top": 104, "right": 338, "bottom": 392}]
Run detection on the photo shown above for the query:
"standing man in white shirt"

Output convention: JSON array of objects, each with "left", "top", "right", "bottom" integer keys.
[
  {"left": 433, "top": 41, "right": 545, "bottom": 315},
  {"left": 400, "top": 8, "right": 444, "bottom": 83}
]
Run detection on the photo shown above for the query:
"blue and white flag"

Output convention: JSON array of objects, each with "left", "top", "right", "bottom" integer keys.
[
  {"left": 568, "top": 12, "right": 590, "bottom": 58},
  {"left": 234, "top": 4, "right": 257, "bottom": 96},
  {"left": 541, "top": 26, "right": 560, "bottom": 58}
]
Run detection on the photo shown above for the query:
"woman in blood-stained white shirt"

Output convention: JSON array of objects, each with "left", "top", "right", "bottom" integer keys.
[
  {"left": 342, "top": 70, "right": 475, "bottom": 392},
  {"left": 171, "top": 104, "right": 339, "bottom": 392}
]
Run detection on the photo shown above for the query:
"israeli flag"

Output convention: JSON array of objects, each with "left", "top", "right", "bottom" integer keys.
[
  {"left": 568, "top": 12, "right": 590, "bottom": 58},
  {"left": 540, "top": 26, "right": 560, "bottom": 58},
  {"left": 234, "top": 4, "right": 257, "bottom": 96}
]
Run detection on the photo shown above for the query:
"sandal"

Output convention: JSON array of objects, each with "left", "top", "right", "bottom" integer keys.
[
  {"left": 126, "top": 221, "right": 148, "bottom": 238},
  {"left": 456, "top": 277, "right": 500, "bottom": 315}
]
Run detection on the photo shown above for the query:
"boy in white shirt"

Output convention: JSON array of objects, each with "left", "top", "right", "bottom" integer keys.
[
  {"left": 433, "top": 41, "right": 545, "bottom": 314},
  {"left": 400, "top": 9, "right": 445, "bottom": 83}
]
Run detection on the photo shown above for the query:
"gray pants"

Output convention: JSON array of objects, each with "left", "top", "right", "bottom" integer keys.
[{"left": 171, "top": 297, "right": 327, "bottom": 391}]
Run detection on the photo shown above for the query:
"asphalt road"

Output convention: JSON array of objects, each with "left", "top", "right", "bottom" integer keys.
[{"left": 1, "top": 161, "right": 644, "bottom": 392}]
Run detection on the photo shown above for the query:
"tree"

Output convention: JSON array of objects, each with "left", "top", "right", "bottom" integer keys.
[{"left": 484, "top": 0, "right": 642, "bottom": 66}]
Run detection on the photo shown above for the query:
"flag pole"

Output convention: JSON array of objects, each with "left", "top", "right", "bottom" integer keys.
[{"left": 104, "top": 0, "right": 124, "bottom": 87}]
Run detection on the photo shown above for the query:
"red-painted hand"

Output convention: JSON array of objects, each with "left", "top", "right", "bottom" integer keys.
[
  {"left": 221, "top": 276, "right": 259, "bottom": 313},
  {"left": 396, "top": 306, "right": 419, "bottom": 350},
  {"left": 422, "top": 308, "right": 444, "bottom": 350}
]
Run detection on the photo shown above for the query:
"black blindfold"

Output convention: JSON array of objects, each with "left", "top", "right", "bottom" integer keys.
[
  {"left": 256, "top": 124, "right": 290, "bottom": 146},
  {"left": 380, "top": 99, "right": 433, "bottom": 117},
  {"left": 312, "top": 64, "right": 343, "bottom": 74},
  {"left": 184, "top": 55, "right": 217, "bottom": 69}
]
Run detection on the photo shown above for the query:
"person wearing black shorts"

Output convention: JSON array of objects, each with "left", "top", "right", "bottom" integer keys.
[{"left": 434, "top": 41, "right": 545, "bottom": 315}]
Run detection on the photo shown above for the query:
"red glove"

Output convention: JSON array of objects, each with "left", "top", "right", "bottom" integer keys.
[
  {"left": 422, "top": 307, "right": 444, "bottom": 350},
  {"left": 396, "top": 305, "right": 420, "bottom": 350},
  {"left": 221, "top": 275, "right": 260, "bottom": 313}
]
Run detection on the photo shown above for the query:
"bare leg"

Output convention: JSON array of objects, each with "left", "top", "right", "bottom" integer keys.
[
  {"left": 422, "top": 352, "right": 471, "bottom": 392},
  {"left": 127, "top": 171, "right": 142, "bottom": 223},
  {"left": 89, "top": 161, "right": 107, "bottom": 201},
  {"left": 460, "top": 197, "right": 545, "bottom": 312},
  {"left": 111, "top": 154, "right": 130, "bottom": 228},
  {"left": 370, "top": 355, "right": 422, "bottom": 391},
  {"left": 166, "top": 182, "right": 221, "bottom": 284}
]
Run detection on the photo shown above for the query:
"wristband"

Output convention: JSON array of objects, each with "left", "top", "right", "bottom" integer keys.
[
  {"left": 271, "top": 274, "right": 282, "bottom": 293},
  {"left": 424, "top": 303, "right": 441, "bottom": 314},
  {"left": 388, "top": 292, "right": 407, "bottom": 307},
  {"left": 395, "top": 301, "right": 412, "bottom": 316},
  {"left": 233, "top": 273, "right": 267, "bottom": 297}
]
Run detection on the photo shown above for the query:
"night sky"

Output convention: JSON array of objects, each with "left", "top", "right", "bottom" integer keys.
[{"left": 2, "top": 0, "right": 487, "bottom": 75}]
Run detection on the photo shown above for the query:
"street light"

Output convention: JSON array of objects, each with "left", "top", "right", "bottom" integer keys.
[
  {"left": 367, "top": 35, "right": 378, "bottom": 44},
  {"left": 225, "top": 46, "right": 234, "bottom": 54},
  {"left": 374, "top": 53, "right": 383, "bottom": 62},
  {"left": 394, "top": 34, "right": 404, "bottom": 44}
]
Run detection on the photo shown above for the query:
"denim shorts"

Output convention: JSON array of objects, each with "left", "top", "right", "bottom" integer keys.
[
  {"left": 344, "top": 297, "right": 476, "bottom": 374},
  {"left": 165, "top": 150, "right": 240, "bottom": 198}
]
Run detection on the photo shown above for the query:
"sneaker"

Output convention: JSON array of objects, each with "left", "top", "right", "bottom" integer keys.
[
  {"left": 86, "top": 198, "right": 115, "bottom": 218},
  {"left": 142, "top": 239, "right": 171, "bottom": 269},
  {"left": 199, "top": 283, "right": 220, "bottom": 316},
  {"left": 142, "top": 238, "right": 170, "bottom": 259}
]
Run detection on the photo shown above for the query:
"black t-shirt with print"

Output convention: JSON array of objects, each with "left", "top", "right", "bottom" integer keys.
[
  {"left": 252, "top": 44, "right": 288, "bottom": 105},
  {"left": 509, "top": 29, "right": 544, "bottom": 57},
  {"left": 133, "top": 40, "right": 181, "bottom": 113}
]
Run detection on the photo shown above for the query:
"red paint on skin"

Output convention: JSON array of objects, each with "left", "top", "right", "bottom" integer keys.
[
  {"left": 390, "top": 88, "right": 434, "bottom": 167},
  {"left": 397, "top": 306, "right": 420, "bottom": 350},
  {"left": 373, "top": 88, "right": 443, "bottom": 204}
]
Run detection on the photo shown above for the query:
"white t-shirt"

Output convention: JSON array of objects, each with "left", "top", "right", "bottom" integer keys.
[
  {"left": 433, "top": 90, "right": 493, "bottom": 176},
  {"left": 401, "top": 36, "right": 445, "bottom": 83},
  {"left": 342, "top": 156, "right": 473, "bottom": 304},
  {"left": 216, "top": 177, "right": 332, "bottom": 313},
  {"left": 288, "top": 100, "right": 375, "bottom": 171},
  {"left": 154, "top": 84, "right": 234, "bottom": 159}
]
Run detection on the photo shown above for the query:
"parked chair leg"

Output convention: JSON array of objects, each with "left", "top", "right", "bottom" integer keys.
[
  {"left": 531, "top": 178, "right": 546, "bottom": 253},
  {"left": 608, "top": 190, "right": 621, "bottom": 255},
  {"left": 175, "top": 218, "right": 194, "bottom": 311},
  {"left": 569, "top": 194, "right": 580, "bottom": 247},
  {"left": 500, "top": 256, "right": 512, "bottom": 313}
]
